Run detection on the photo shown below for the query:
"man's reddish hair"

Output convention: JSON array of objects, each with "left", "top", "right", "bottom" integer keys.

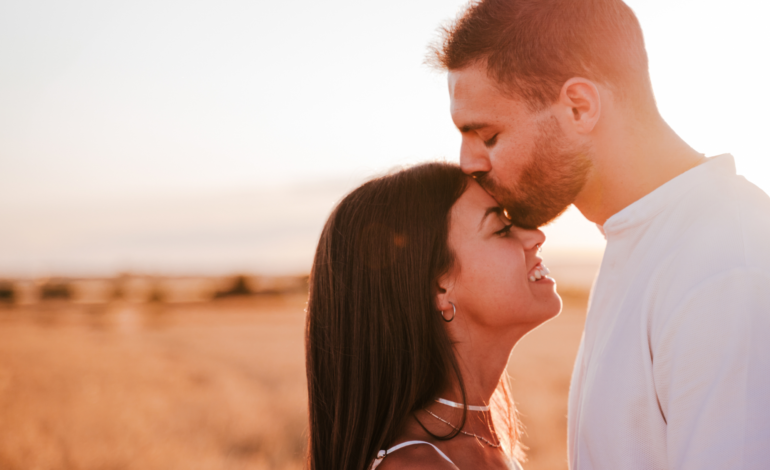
[{"left": 429, "top": 0, "right": 655, "bottom": 110}]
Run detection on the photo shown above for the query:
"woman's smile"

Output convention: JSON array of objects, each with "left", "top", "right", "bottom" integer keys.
[{"left": 528, "top": 261, "right": 552, "bottom": 283}]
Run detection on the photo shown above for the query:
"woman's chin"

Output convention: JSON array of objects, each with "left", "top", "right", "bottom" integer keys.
[{"left": 536, "top": 295, "right": 564, "bottom": 325}]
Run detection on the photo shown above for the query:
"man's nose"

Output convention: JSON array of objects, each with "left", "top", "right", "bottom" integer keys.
[{"left": 459, "top": 138, "right": 492, "bottom": 176}]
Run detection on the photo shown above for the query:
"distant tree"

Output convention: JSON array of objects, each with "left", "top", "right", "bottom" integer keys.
[
  {"left": 111, "top": 272, "right": 131, "bottom": 301},
  {"left": 214, "top": 275, "right": 253, "bottom": 298},
  {"left": 0, "top": 281, "right": 15, "bottom": 304},
  {"left": 147, "top": 282, "right": 166, "bottom": 303},
  {"left": 111, "top": 281, "right": 124, "bottom": 301},
  {"left": 40, "top": 280, "right": 72, "bottom": 300}
]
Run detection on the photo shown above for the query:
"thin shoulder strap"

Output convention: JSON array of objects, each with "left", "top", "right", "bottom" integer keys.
[{"left": 370, "top": 440, "right": 456, "bottom": 469}]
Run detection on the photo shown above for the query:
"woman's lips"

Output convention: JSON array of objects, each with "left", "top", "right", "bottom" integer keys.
[{"left": 528, "top": 262, "right": 551, "bottom": 282}]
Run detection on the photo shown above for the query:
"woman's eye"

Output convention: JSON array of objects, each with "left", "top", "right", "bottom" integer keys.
[
  {"left": 483, "top": 134, "right": 498, "bottom": 148},
  {"left": 495, "top": 224, "right": 513, "bottom": 237}
]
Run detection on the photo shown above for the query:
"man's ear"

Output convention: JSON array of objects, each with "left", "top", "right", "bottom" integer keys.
[{"left": 557, "top": 77, "right": 601, "bottom": 135}]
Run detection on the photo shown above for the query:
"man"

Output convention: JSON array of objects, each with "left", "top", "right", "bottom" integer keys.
[{"left": 431, "top": 0, "right": 770, "bottom": 468}]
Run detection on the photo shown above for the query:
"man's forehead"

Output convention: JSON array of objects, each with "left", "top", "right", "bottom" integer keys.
[
  {"left": 448, "top": 66, "right": 495, "bottom": 101},
  {"left": 449, "top": 66, "right": 522, "bottom": 124}
]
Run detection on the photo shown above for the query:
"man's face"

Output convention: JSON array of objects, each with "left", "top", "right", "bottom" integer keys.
[{"left": 448, "top": 65, "right": 592, "bottom": 229}]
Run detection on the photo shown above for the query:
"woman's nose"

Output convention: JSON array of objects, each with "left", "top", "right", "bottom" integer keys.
[{"left": 521, "top": 228, "right": 546, "bottom": 251}]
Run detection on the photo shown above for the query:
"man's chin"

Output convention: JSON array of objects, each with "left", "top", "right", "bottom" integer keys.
[{"left": 474, "top": 174, "right": 576, "bottom": 228}]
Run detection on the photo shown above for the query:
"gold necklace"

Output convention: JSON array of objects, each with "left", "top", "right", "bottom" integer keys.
[{"left": 424, "top": 409, "right": 502, "bottom": 448}]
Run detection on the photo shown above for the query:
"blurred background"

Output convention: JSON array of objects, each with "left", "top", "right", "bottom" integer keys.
[{"left": 0, "top": 0, "right": 767, "bottom": 469}]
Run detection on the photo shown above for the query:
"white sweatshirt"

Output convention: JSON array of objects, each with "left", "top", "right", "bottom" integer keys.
[{"left": 567, "top": 155, "right": 770, "bottom": 470}]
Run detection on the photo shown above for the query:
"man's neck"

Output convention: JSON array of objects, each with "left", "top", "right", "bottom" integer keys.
[{"left": 574, "top": 117, "right": 706, "bottom": 226}]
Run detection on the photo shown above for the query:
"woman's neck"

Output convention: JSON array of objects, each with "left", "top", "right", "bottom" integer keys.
[
  {"left": 439, "top": 324, "right": 526, "bottom": 406},
  {"left": 409, "top": 325, "right": 526, "bottom": 450}
]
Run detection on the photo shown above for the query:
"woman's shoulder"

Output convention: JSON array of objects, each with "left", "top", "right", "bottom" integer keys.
[{"left": 375, "top": 441, "right": 457, "bottom": 470}]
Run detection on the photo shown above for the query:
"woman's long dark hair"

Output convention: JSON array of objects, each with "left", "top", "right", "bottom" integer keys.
[{"left": 306, "top": 162, "right": 518, "bottom": 470}]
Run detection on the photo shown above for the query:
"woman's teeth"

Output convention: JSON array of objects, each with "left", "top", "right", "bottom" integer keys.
[{"left": 528, "top": 264, "right": 550, "bottom": 282}]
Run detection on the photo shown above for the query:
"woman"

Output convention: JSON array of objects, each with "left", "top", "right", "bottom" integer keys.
[{"left": 306, "top": 162, "right": 561, "bottom": 469}]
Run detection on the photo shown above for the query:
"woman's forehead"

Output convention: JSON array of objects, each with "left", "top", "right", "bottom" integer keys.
[
  {"left": 452, "top": 180, "right": 502, "bottom": 229},
  {"left": 462, "top": 179, "right": 499, "bottom": 210}
]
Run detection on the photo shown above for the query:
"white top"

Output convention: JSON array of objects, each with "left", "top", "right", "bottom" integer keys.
[
  {"left": 370, "top": 441, "right": 457, "bottom": 469},
  {"left": 568, "top": 154, "right": 770, "bottom": 469},
  {"left": 370, "top": 439, "right": 524, "bottom": 469}
]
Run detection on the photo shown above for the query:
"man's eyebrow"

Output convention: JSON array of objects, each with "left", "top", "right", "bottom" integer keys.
[
  {"left": 479, "top": 206, "right": 503, "bottom": 230},
  {"left": 459, "top": 122, "right": 488, "bottom": 133}
]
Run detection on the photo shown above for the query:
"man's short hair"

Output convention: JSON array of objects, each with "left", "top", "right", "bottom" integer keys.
[{"left": 430, "top": 0, "right": 655, "bottom": 111}]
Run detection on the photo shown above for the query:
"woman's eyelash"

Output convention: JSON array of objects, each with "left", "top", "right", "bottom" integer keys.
[{"left": 495, "top": 224, "right": 513, "bottom": 237}]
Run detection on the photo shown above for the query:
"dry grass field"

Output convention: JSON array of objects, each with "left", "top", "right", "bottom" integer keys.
[{"left": 0, "top": 290, "right": 588, "bottom": 470}]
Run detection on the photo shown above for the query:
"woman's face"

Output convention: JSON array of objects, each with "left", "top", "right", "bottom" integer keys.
[{"left": 440, "top": 179, "right": 562, "bottom": 330}]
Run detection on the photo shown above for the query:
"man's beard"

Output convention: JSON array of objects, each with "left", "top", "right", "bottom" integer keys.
[{"left": 476, "top": 117, "right": 592, "bottom": 229}]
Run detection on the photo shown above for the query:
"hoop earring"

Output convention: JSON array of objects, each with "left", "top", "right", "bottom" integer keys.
[{"left": 441, "top": 302, "right": 456, "bottom": 322}]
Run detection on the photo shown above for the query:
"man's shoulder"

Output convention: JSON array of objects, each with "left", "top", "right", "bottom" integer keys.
[
  {"left": 684, "top": 169, "right": 770, "bottom": 221},
  {"left": 640, "top": 173, "right": 770, "bottom": 323},
  {"left": 722, "top": 172, "right": 770, "bottom": 222},
  {"left": 649, "top": 267, "right": 770, "bottom": 352},
  {"left": 646, "top": 266, "right": 770, "bottom": 348},
  {"left": 668, "top": 172, "right": 770, "bottom": 266}
]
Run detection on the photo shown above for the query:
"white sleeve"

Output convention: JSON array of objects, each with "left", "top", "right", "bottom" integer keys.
[{"left": 652, "top": 268, "right": 770, "bottom": 470}]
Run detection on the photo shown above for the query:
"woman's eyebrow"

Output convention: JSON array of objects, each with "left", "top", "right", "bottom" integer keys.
[{"left": 479, "top": 206, "right": 503, "bottom": 230}]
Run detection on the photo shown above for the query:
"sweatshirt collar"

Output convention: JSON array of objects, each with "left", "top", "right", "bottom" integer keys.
[{"left": 600, "top": 154, "right": 736, "bottom": 238}]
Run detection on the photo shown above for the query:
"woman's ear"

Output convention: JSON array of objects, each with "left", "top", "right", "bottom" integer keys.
[{"left": 434, "top": 270, "right": 455, "bottom": 313}]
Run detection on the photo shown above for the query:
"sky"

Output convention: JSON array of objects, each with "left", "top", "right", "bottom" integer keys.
[{"left": 1, "top": 0, "right": 768, "bottom": 277}]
